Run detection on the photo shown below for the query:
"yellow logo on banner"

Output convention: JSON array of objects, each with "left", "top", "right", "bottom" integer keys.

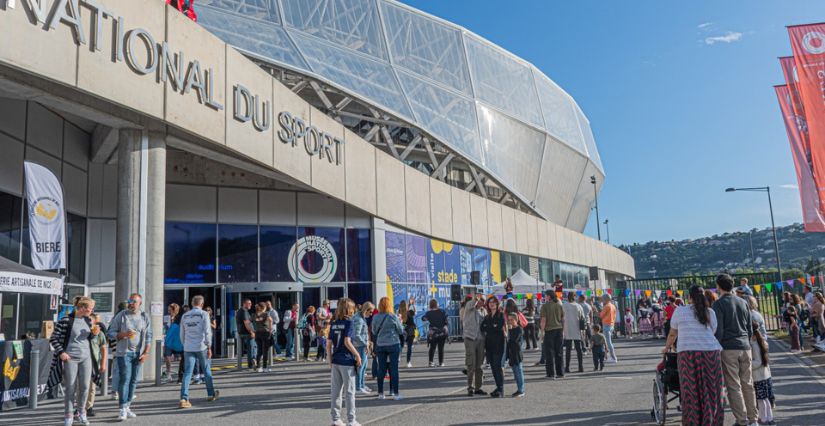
[
  {"left": 3, "top": 357, "right": 20, "bottom": 382},
  {"left": 430, "top": 240, "right": 453, "bottom": 254},
  {"left": 34, "top": 198, "right": 59, "bottom": 223}
]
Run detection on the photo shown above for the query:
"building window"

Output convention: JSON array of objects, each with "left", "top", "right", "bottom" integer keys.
[
  {"left": 345, "top": 228, "right": 371, "bottom": 282},
  {"left": 260, "top": 226, "right": 297, "bottom": 282},
  {"left": 0, "top": 292, "right": 19, "bottom": 339},
  {"left": 0, "top": 192, "right": 22, "bottom": 263},
  {"left": 297, "top": 227, "right": 346, "bottom": 283},
  {"left": 67, "top": 213, "right": 86, "bottom": 283},
  {"left": 347, "top": 283, "right": 372, "bottom": 305},
  {"left": 218, "top": 224, "right": 259, "bottom": 283},
  {"left": 21, "top": 293, "right": 50, "bottom": 337},
  {"left": 165, "top": 222, "right": 216, "bottom": 284}
]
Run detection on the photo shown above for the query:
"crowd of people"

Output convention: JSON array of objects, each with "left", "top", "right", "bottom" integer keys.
[{"left": 663, "top": 274, "right": 777, "bottom": 426}]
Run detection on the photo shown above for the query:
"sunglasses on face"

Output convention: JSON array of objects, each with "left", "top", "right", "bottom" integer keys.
[{"left": 128, "top": 299, "right": 139, "bottom": 304}]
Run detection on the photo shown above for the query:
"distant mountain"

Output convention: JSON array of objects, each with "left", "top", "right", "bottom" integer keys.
[{"left": 619, "top": 224, "right": 825, "bottom": 279}]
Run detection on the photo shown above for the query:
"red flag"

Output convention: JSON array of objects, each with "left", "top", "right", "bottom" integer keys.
[
  {"left": 780, "top": 56, "right": 812, "bottom": 153},
  {"left": 789, "top": 24, "right": 825, "bottom": 228},
  {"left": 775, "top": 85, "right": 825, "bottom": 231}
]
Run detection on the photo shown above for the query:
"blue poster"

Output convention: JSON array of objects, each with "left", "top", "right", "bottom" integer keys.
[{"left": 385, "top": 231, "right": 406, "bottom": 285}]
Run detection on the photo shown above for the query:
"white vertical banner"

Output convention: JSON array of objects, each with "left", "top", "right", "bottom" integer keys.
[
  {"left": 6, "top": 0, "right": 16, "bottom": 10},
  {"left": 24, "top": 161, "right": 66, "bottom": 270}
]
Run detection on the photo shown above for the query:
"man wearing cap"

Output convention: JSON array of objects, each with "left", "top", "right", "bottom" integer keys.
[{"left": 598, "top": 294, "right": 617, "bottom": 363}]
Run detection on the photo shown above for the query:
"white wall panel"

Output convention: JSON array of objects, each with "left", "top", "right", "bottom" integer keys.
[
  {"left": 166, "top": 184, "right": 217, "bottom": 222},
  {"left": 86, "top": 219, "right": 116, "bottom": 286},
  {"left": 25, "top": 147, "right": 61, "bottom": 181},
  {"left": 259, "top": 190, "right": 297, "bottom": 225},
  {"left": 87, "top": 164, "right": 118, "bottom": 219},
  {"left": 218, "top": 187, "right": 258, "bottom": 224},
  {"left": 345, "top": 205, "right": 371, "bottom": 228},
  {"left": 297, "top": 193, "right": 345, "bottom": 227}
]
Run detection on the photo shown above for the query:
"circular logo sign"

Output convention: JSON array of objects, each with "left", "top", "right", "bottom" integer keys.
[
  {"left": 803, "top": 31, "right": 825, "bottom": 54},
  {"left": 32, "top": 197, "right": 60, "bottom": 225},
  {"left": 288, "top": 235, "right": 338, "bottom": 283}
]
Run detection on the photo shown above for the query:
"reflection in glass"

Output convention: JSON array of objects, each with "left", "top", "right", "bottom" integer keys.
[
  {"left": 345, "top": 228, "right": 371, "bottom": 282},
  {"left": 260, "top": 226, "right": 296, "bottom": 282},
  {"left": 0, "top": 192, "right": 22, "bottom": 263},
  {"left": 165, "top": 222, "right": 217, "bottom": 284},
  {"left": 296, "top": 227, "right": 346, "bottom": 283},
  {"left": 219, "top": 224, "right": 259, "bottom": 283}
]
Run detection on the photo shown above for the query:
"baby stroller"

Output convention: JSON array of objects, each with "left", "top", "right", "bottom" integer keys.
[{"left": 651, "top": 352, "right": 680, "bottom": 425}]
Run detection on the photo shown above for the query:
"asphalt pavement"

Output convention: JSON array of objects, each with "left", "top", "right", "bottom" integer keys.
[{"left": 1, "top": 336, "right": 823, "bottom": 425}]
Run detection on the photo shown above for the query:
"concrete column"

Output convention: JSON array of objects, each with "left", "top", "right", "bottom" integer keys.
[
  {"left": 115, "top": 129, "right": 166, "bottom": 381},
  {"left": 371, "top": 217, "right": 388, "bottom": 302}
]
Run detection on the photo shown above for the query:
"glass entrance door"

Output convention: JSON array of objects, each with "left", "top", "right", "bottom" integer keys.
[{"left": 325, "top": 285, "right": 346, "bottom": 313}]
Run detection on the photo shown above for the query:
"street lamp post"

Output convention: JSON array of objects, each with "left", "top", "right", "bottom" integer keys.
[
  {"left": 591, "top": 175, "right": 601, "bottom": 241},
  {"left": 603, "top": 219, "right": 610, "bottom": 244},
  {"left": 725, "top": 186, "right": 783, "bottom": 302}
]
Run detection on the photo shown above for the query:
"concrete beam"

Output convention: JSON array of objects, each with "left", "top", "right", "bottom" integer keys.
[{"left": 91, "top": 124, "right": 119, "bottom": 164}]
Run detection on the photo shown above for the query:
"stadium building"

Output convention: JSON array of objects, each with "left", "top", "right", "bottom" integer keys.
[{"left": 0, "top": 0, "right": 634, "bottom": 369}]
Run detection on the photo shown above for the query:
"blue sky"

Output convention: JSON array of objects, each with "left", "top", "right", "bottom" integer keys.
[{"left": 401, "top": 0, "right": 825, "bottom": 245}]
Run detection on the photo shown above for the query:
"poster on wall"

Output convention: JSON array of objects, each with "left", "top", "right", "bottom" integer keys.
[{"left": 0, "top": 340, "right": 51, "bottom": 411}]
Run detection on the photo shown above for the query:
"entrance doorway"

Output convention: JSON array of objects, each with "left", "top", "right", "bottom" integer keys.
[{"left": 301, "top": 285, "right": 347, "bottom": 313}]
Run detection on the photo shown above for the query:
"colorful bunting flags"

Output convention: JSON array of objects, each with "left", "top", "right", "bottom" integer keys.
[
  {"left": 801, "top": 277, "right": 807, "bottom": 284},
  {"left": 812, "top": 277, "right": 817, "bottom": 285},
  {"left": 596, "top": 289, "right": 603, "bottom": 296},
  {"left": 666, "top": 290, "right": 673, "bottom": 297},
  {"left": 607, "top": 289, "right": 614, "bottom": 295},
  {"left": 754, "top": 285, "right": 761, "bottom": 294},
  {"left": 765, "top": 283, "right": 773, "bottom": 293},
  {"left": 526, "top": 293, "right": 533, "bottom": 299},
  {"left": 787, "top": 280, "right": 795, "bottom": 288},
  {"left": 586, "top": 290, "right": 592, "bottom": 297},
  {"left": 677, "top": 290, "right": 684, "bottom": 297},
  {"left": 644, "top": 290, "right": 651, "bottom": 297},
  {"left": 634, "top": 289, "right": 641, "bottom": 297}
]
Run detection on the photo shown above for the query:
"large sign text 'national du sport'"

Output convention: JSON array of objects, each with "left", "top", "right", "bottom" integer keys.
[{"left": 5, "top": 0, "right": 343, "bottom": 166}]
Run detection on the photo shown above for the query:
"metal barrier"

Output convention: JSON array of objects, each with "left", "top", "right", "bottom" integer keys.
[{"left": 448, "top": 316, "right": 463, "bottom": 342}]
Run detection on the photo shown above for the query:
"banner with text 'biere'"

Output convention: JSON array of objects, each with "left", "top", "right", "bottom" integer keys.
[
  {"left": 788, "top": 24, "right": 825, "bottom": 228},
  {"left": 775, "top": 85, "right": 825, "bottom": 231},
  {"left": 24, "top": 162, "right": 66, "bottom": 270}
]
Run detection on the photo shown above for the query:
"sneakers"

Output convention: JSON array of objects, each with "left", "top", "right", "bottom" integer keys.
[
  {"left": 512, "top": 391, "right": 525, "bottom": 398},
  {"left": 64, "top": 418, "right": 73, "bottom": 426},
  {"left": 86, "top": 407, "right": 96, "bottom": 417},
  {"left": 377, "top": 393, "right": 385, "bottom": 400},
  {"left": 473, "top": 389, "right": 488, "bottom": 395},
  {"left": 489, "top": 390, "right": 502, "bottom": 398},
  {"left": 349, "top": 422, "right": 362, "bottom": 426},
  {"left": 406, "top": 362, "right": 412, "bottom": 368},
  {"left": 331, "top": 420, "right": 345, "bottom": 426},
  {"left": 179, "top": 399, "right": 192, "bottom": 409},
  {"left": 117, "top": 409, "right": 128, "bottom": 422},
  {"left": 357, "top": 389, "right": 372, "bottom": 396},
  {"left": 77, "top": 414, "right": 89, "bottom": 426},
  {"left": 393, "top": 394, "right": 403, "bottom": 401},
  {"left": 207, "top": 390, "right": 220, "bottom": 402},
  {"left": 265, "top": 368, "right": 272, "bottom": 372},
  {"left": 438, "top": 362, "right": 445, "bottom": 367},
  {"left": 125, "top": 408, "right": 137, "bottom": 419},
  {"left": 257, "top": 367, "right": 264, "bottom": 373},
  {"left": 428, "top": 361, "right": 435, "bottom": 367},
  {"left": 467, "top": 389, "right": 474, "bottom": 397},
  {"left": 361, "top": 385, "right": 372, "bottom": 393}
]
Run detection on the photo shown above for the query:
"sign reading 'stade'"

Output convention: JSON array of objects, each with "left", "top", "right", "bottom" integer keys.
[{"left": 5, "top": 0, "right": 344, "bottom": 166}]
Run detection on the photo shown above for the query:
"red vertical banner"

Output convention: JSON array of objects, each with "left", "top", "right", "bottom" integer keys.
[
  {"left": 779, "top": 56, "right": 812, "bottom": 154},
  {"left": 789, "top": 24, "right": 825, "bottom": 226},
  {"left": 775, "top": 85, "right": 825, "bottom": 231}
]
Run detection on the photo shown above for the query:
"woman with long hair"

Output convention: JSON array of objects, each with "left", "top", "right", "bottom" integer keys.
[
  {"left": 523, "top": 299, "right": 538, "bottom": 350},
  {"left": 423, "top": 299, "right": 449, "bottom": 367},
  {"left": 663, "top": 285, "right": 724, "bottom": 425},
  {"left": 317, "top": 300, "right": 332, "bottom": 362},
  {"left": 398, "top": 300, "right": 416, "bottom": 368},
  {"left": 352, "top": 302, "right": 374, "bottom": 394},
  {"left": 328, "top": 298, "right": 361, "bottom": 426},
  {"left": 253, "top": 302, "right": 273, "bottom": 372},
  {"left": 372, "top": 297, "right": 404, "bottom": 400},
  {"left": 163, "top": 303, "right": 183, "bottom": 382},
  {"left": 751, "top": 321, "right": 775, "bottom": 425},
  {"left": 301, "top": 306, "right": 317, "bottom": 361},
  {"left": 481, "top": 296, "right": 506, "bottom": 397}
]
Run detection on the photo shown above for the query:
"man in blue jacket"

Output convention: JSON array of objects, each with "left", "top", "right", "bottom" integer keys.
[{"left": 178, "top": 295, "right": 220, "bottom": 408}]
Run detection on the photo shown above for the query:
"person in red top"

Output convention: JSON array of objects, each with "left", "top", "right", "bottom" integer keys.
[
  {"left": 166, "top": 0, "right": 197, "bottom": 22},
  {"left": 663, "top": 296, "right": 677, "bottom": 337},
  {"left": 553, "top": 275, "right": 564, "bottom": 293}
]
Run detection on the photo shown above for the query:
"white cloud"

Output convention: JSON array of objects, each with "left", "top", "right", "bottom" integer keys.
[
  {"left": 698, "top": 22, "right": 713, "bottom": 30},
  {"left": 704, "top": 31, "right": 743, "bottom": 45},
  {"left": 780, "top": 184, "right": 799, "bottom": 189}
]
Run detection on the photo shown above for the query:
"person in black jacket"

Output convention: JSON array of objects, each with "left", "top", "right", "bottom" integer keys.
[
  {"left": 506, "top": 313, "right": 525, "bottom": 398},
  {"left": 481, "top": 297, "right": 506, "bottom": 398},
  {"left": 50, "top": 297, "right": 98, "bottom": 426},
  {"left": 422, "top": 299, "right": 448, "bottom": 367}
]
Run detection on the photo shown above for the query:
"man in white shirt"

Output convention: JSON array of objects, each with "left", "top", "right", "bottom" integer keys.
[
  {"left": 266, "top": 300, "right": 281, "bottom": 355},
  {"left": 179, "top": 295, "right": 219, "bottom": 408}
]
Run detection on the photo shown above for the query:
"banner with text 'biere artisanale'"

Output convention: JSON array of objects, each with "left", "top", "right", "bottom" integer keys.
[
  {"left": 23, "top": 162, "right": 66, "bottom": 270},
  {"left": 775, "top": 85, "right": 825, "bottom": 231},
  {"left": 788, "top": 24, "right": 825, "bottom": 229}
]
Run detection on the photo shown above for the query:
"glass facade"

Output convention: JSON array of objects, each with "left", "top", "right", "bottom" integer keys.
[
  {"left": 218, "top": 224, "right": 259, "bottom": 283},
  {"left": 165, "top": 222, "right": 217, "bottom": 284},
  {"left": 260, "top": 225, "right": 296, "bottom": 282}
]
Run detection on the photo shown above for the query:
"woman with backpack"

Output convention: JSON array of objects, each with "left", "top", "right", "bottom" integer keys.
[
  {"left": 422, "top": 299, "right": 449, "bottom": 367},
  {"left": 372, "top": 297, "right": 404, "bottom": 400},
  {"left": 300, "top": 306, "right": 317, "bottom": 361},
  {"left": 398, "top": 300, "right": 417, "bottom": 368}
]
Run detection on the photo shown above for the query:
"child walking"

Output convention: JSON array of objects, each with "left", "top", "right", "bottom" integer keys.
[
  {"left": 752, "top": 322, "right": 775, "bottom": 425},
  {"left": 328, "top": 298, "right": 362, "bottom": 426},
  {"left": 506, "top": 313, "right": 525, "bottom": 398},
  {"left": 590, "top": 324, "right": 606, "bottom": 371}
]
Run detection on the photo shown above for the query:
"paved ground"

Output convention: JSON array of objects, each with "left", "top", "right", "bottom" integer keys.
[{"left": 2, "top": 336, "right": 824, "bottom": 425}]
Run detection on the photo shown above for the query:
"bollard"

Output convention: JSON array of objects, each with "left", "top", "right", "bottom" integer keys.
[
  {"left": 155, "top": 340, "right": 162, "bottom": 386},
  {"left": 28, "top": 349, "right": 40, "bottom": 409},
  {"left": 236, "top": 332, "right": 242, "bottom": 370},
  {"left": 101, "top": 357, "right": 109, "bottom": 397}
]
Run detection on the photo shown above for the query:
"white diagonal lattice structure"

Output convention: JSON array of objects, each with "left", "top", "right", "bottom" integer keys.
[{"left": 197, "top": 0, "right": 604, "bottom": 232}]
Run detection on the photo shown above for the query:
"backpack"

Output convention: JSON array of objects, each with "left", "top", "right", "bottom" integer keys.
[
  {"left": 164, "top": 323, "right": 183, "bottom": 352},
  {"left": 516, "top": 311, "right": 528, "bottom": 328},
  {"left": 297, "top": 313, "right": 308, "bottom": 330}
]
